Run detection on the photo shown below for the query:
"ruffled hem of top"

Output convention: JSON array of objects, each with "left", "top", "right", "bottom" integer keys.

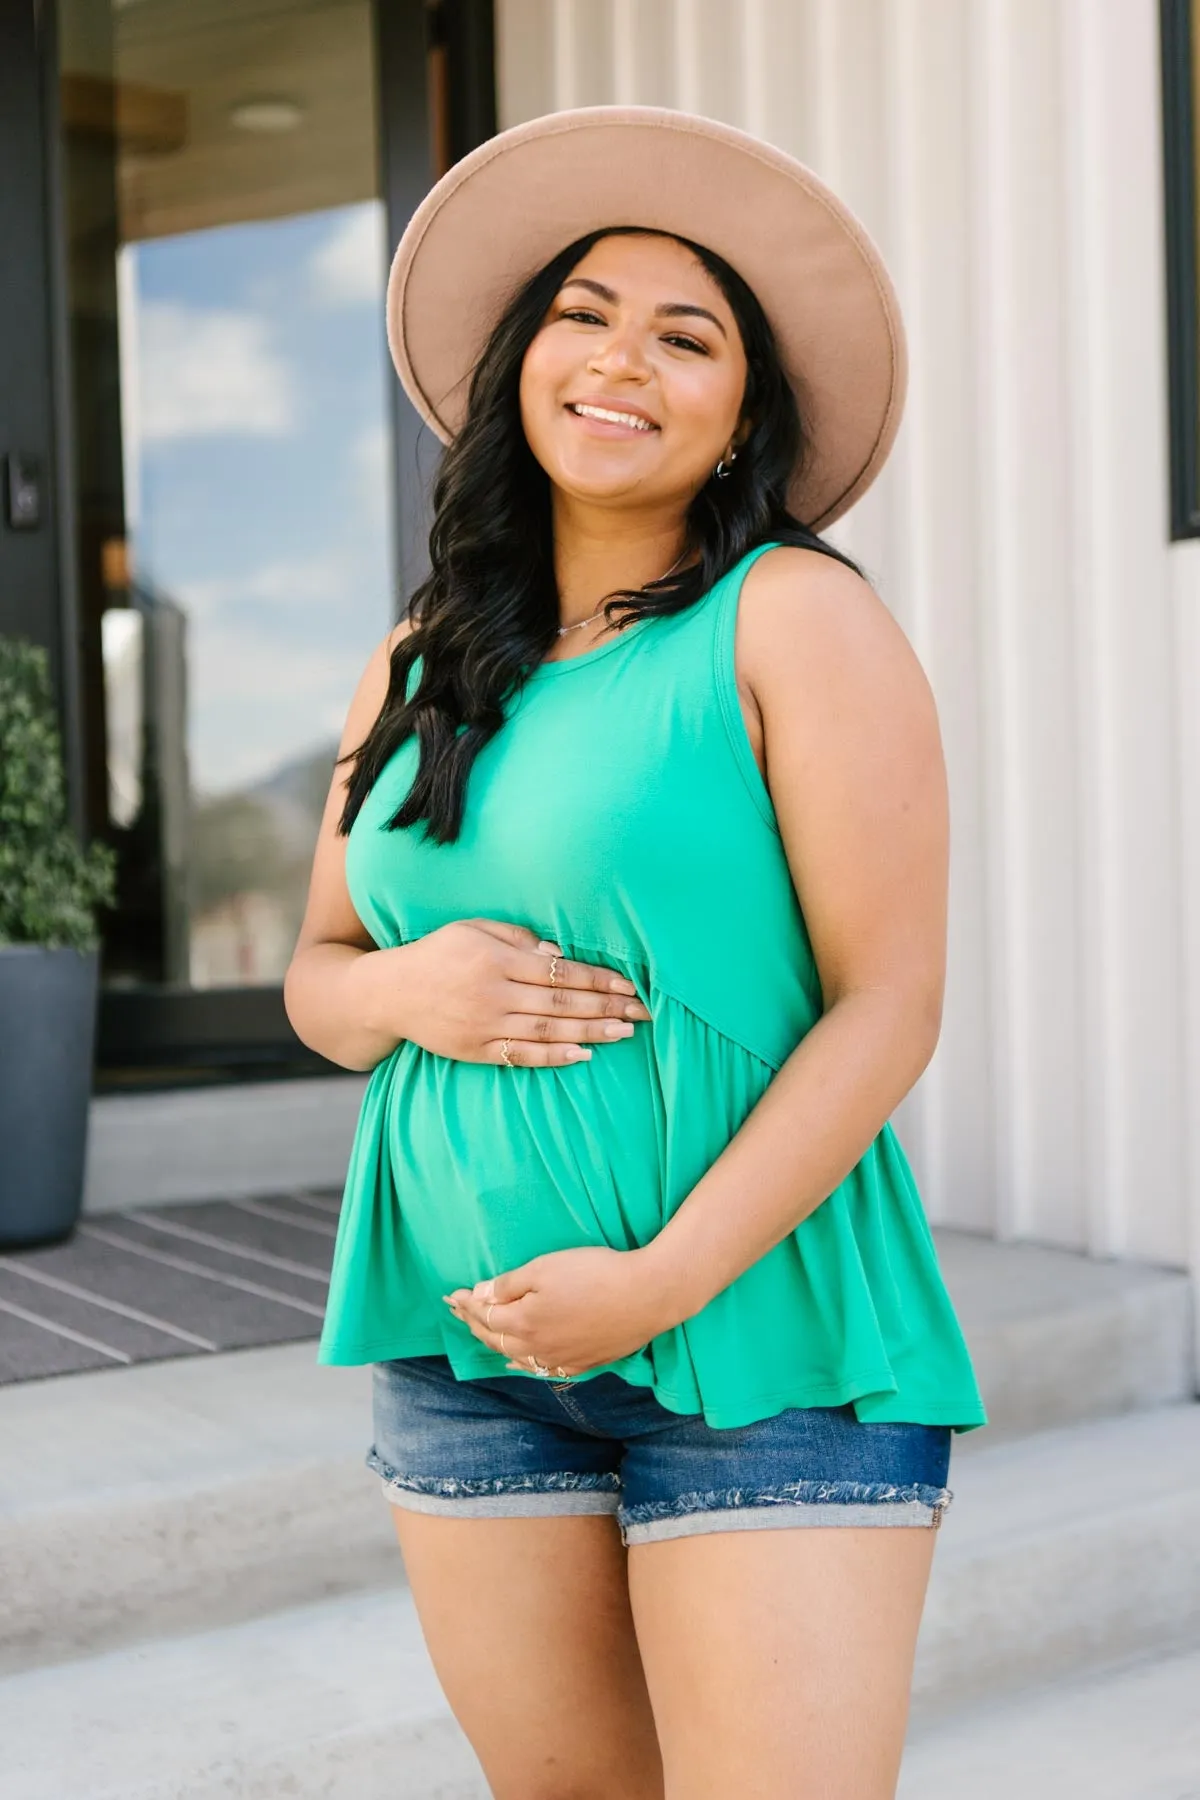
[{"left": 316, "top": 979, "right": 989, "bottom": 1436}]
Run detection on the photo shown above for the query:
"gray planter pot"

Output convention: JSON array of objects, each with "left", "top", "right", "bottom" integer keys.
[{"left": 0, "top": 944, "right": 99, "bottom": 1249}]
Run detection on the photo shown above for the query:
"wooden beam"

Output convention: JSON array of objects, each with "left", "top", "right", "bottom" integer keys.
[{"left": 61, "top": 73, "right": 188, "bottom": 155}]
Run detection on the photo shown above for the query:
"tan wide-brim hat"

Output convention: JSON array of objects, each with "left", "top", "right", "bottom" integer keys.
[{"left": 386, "top": 105, "right": 906, "bottom": 531}]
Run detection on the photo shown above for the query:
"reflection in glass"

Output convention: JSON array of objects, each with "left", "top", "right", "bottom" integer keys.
[
  {"left": 100, "top": 605, "right": 143, "bottom": 829},
  {"left": 58, "top": 0, "right": 395, "bottom": 992}
]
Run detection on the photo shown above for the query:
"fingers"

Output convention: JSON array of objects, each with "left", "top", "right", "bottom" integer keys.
[
  {"left": 473, "top": 919, "right": 642, "bottom": 1001},
  {"left": 448, "top": 1291, "right": 522, "bottom": 1335},
  {"left": 512, "top": 946, "right": 652, "bottom": 1022},
  {"left": 466, "top": 921, "right": 654, "bottom": 1058},
  {"left": 524, "top": 946, "right": 643, "bottom": 1001},
  {"left": 487, "top": 1035, "right": 594, "bottom": 1067},
  {"left": 445, "top": 1292, "right": 547, "bottom": 1369},
  {"left": 506, "top": 982, "right": 651, "bottom": 1027},
  {"left": 469, "top": 918, "right": 649, "bottom": 1008},
  {"left": 502, "top": 1004, "right": 646, "bottom": 1047},
  {"left": 488, "top": 990, "right": 653, "bottom": 1060}
]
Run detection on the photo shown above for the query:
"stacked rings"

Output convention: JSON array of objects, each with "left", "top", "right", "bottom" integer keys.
[
  {"left": 493, "top": 946, "right": 568, "bottom": 1380},
  {"left": 500, "top": 951, "right": 557, "bottom": 1066}
]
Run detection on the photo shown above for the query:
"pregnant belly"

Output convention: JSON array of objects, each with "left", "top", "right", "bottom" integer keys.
[{"left": 383, "top": 1027, "right": 667, "bottom": 1290}]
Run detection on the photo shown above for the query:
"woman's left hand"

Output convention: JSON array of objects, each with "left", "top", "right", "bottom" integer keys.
[{"left": 442, "top": 1244, "right": 676, "bottom": 1376}]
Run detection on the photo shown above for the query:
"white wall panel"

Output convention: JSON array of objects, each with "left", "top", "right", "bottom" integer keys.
[
  {"left": 495, "top": 0, "right": 1196, "bottom": 1293},
  {"left": 1173, "top": 541, "right": 1200, "bottom": 1371},
  {"left": 970, "top": 0, "right": 1086, "bottom": 1244},
  {"left": 879, "top": 0, "right": 993, "bottom": 1228},
  {"left": 1058, "top": 0, "right": 1185, "bottom": 1268}
]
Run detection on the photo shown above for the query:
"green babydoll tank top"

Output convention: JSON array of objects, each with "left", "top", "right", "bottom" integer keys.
[{"left": 318, "top": 541, "right": 989, "bottom": 1434}]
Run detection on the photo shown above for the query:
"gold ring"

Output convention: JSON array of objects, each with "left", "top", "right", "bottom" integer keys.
[
  {"left": 500, "top": 1037, "right": 514, "bottom": 1067},
  {"left": 548, "top": 955, "right": 559, "bottom": 985},
  {"left": 499, "top": 1330, "right": 507, "bottom": 1354},
  {"left": 485, "top": 1301, "right": 497, "bottom": 1329}
]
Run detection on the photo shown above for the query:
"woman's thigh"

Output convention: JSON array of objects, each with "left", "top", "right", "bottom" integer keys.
[
  {"left": 392, "top": 1507, "right": 665, "bottom": 1800},
  {"left": 627, "top": 1521, "right": 937, "bottom": 1800},
  {"left": 369, "top": 1357, "right": 664, "bottom": 1799},
  {"left": 594, "top": 1389, "right": 952, "bottom": 1798}
]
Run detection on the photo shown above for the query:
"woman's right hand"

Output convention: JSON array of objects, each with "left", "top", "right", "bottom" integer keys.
[{"left": 381, "top": 918, "right": 653, "bottom": 1066}]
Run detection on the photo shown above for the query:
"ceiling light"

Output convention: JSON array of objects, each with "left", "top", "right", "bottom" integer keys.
[{"left": 228, "top": 98, "right": 304, "bottom": 134}]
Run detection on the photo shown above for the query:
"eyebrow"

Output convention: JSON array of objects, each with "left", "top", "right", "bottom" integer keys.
[{"left": 558, "top": 277, "right": 728, "bottom": 339}]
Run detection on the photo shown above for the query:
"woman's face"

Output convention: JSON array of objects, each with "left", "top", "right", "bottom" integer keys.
[{"left": 518, "top": 232, "right": 749, "bottom": 513}]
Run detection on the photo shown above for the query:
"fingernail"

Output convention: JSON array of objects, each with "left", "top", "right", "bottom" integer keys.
[
  {"left": 473, "top": 1279, "right": 495, "bottom": 1300},
  {"left": 537, "top": 940, "right": 562, "bottom": 954}
]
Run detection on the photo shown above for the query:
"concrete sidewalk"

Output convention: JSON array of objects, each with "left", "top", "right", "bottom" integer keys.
[
  {"left": 900, "top": 1637, "right": 1200, "bottom": 1799},
  {"left": 1, "top": 1226, "right": 1195, "bottom": 1797}
]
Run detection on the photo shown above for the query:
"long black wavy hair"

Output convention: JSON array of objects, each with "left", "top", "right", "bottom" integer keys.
[{"left": 337, "top": 224, "right": 865, "bottom": 846}]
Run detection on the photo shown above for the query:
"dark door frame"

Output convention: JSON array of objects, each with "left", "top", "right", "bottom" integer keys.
[
  {"left": 1161, "top": 0, "right": 1200, "bottom": 538},
  {"left": 28, "top": 0, "right": 496, "bottom": 1086},
  {"left": 382, "top": 0, "right": 497, "bottom": 600},
  {"left": 0, "top": 0, "right": 81, "bottom": 796}
]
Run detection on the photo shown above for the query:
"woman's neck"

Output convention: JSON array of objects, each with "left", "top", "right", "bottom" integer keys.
[{"left": 551, "top": 502, "right": 688, "bottom": 630}]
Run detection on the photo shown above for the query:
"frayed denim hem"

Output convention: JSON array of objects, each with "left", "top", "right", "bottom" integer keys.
[
  {"left": 365, "top": 1451, "right": 621, "bottom": 1498},
  {"left": 619, "top": 1478, "right": 954, "bottom": 1531},
  {"left": 367, "top": 1451, "right": 622, "bottom": 1518}
]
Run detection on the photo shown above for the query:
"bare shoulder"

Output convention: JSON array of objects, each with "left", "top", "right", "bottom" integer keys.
[
  {"left": 738, "top": 544, "right": 933, "bottom": 713},
  {"left": 337, "top": 613, "right": 417, "bottom": 759},
  {"left": 386, "top": 613, "right": 417, "bottom": 655}
]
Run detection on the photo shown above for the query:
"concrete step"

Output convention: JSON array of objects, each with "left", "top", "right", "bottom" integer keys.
[
  {"left": 933, "top": 1228, "right": 1195, "bottom": 1447},
  {"left": 9, "top": 1607, "right": 1198, "bottom": 1800},
  {"left": 912, "top": 1398, "right": 1200, "bottom": 1716},
  {"left": 1, "top": 1589, "right": 486, "bottom": 1800},
  {"left": 4, "top": 1402, "right": 1199, "bottom": 1799},
  {"left": 84, "top": 1077, "right": 368, "bottom": 1213},
  {"left": 0, "top": 1343, "right": 397, "bottom": 1674},
  {"left": 9, "top": 1625, "right": 1199, "bottom": 1800},
  {"left": 900, "top": 1637, "right": 1200, "bottom": 1799},
  {"left": 2, "top": 1237, "right": 1195, "bottom": 1673}
]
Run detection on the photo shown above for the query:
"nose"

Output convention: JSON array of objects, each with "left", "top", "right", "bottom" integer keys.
[{"left": 586, "top": 323, "right": 651, "bottom": 383}]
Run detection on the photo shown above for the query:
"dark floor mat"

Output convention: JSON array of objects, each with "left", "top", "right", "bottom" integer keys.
[{"left": 0, "top": 1191, "right": 340, "bottom": 1386}]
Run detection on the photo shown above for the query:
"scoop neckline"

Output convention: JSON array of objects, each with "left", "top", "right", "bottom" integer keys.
[
  {"left": 524, "top": 611, "right": 659, "bottom": 679},
  {"left": 521, "top": 543, "right": 781, "bottom": 680}
]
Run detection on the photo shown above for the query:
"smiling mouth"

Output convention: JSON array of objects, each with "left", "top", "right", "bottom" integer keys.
[{"left": 566, "top": 402, "right": 659, "bottom": 433}]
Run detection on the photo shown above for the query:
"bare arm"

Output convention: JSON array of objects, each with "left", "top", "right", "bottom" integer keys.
[
  {"left": 641, "top": 545, "right": 950, "bottom": 1318},
  {"left": 283, "top": 618, "right": 417, "bottom": 1072}
]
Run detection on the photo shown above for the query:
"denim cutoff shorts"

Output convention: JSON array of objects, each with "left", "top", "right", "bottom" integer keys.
[{"left": 367, "top": 1355, "right": 954, "bottom": 1547}]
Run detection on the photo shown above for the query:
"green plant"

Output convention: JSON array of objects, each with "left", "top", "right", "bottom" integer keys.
[{"left": 0, "top": 635, "right": 117, "bottom": 951}]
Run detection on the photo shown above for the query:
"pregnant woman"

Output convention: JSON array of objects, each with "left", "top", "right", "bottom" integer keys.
[{"left": 285, "top": 107, "right": 988, "bottom": 1800}]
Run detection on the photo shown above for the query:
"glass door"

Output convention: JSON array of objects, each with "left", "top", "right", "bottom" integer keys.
[{"left": 56, "top": 0, "right": 429, "bottom": 1078}]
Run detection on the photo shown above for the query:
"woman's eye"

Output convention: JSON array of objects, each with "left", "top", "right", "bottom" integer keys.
[{"left": 557, "top": 311, "right": 707, "bottom": 353}]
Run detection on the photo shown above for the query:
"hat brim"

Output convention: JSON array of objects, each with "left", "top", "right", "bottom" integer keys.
[{"left": 386, "top": 106, "right": 906, "bottom": 532}]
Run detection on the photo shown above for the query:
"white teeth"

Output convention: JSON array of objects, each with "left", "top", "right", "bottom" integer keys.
[{"left": 570, "top": 403, "right": 655, "bottom": 431}]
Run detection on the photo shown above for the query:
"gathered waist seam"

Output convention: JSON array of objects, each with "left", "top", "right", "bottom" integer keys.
[{"left": 515, "top": 924, "right": 800, "bottom": 1074}]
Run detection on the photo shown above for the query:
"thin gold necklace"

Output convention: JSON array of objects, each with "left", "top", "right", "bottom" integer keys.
[{"left": 556, "top": 549, "right": 688, "bottom": 636}]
